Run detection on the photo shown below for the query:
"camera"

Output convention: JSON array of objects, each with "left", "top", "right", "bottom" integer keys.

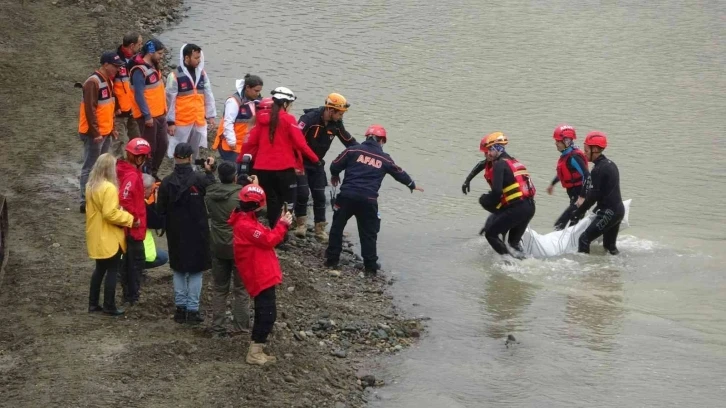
[{"left": 194, "top": 158, "right": 207, "bottom": 166}]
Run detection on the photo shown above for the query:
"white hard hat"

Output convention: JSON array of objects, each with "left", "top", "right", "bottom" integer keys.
[{"left": 271, "top": 86, "right": 296, "bottom": 102}]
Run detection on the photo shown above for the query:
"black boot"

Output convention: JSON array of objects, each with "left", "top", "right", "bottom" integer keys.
[
  {"left": 186, "top": 310, "right": 204, "bottom": 324},
  {"left": 174, "top": 306, "right": 187, "bottom": 323}
]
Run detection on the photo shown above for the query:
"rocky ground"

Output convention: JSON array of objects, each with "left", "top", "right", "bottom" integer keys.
[{"left": 0, "top": 0, "right": 425, "bottom": 406}]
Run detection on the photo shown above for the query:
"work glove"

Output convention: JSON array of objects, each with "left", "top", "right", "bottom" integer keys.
[{"left": 462, "top": 181, "right": 471, "bottom": 195}]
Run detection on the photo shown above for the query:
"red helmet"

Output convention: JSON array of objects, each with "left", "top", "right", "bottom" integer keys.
[
  {"left": 126, "top": 138, "right": 151, "bottom": 156},
  {"left": 238, "top": 184, "right": 266, "bottom": 208},
  {"left": 257, "top": 97, "right": 274, "bottom": 111},
  {"left": 553, "top": 124, "right": 576, "bottom": 141},
  {"left": 584, "top": 131, "right": 608, "bottom": 149},
  {"left": 365, "top": 124, "right": 387, "bottom": 142}
]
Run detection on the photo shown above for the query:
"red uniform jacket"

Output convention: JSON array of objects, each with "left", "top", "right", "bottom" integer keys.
[
  {"left": 116, "top": 160, "right": 147, "bottom": 240},
  {"left": 242, "top": 109, "right": 319, "bottom": 171},
  {"left": 229, "top": 210, "right": 288, "bottom": 297}
]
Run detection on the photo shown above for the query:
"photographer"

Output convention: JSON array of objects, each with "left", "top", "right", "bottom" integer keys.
[{"left": 157, "top": 142, "right": 216, "bottom": 324}]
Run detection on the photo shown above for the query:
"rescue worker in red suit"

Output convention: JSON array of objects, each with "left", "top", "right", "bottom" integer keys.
[
  {"left": 569, "top": 131, "right": 623, "bottom": 255},
  {"left": 230, "top": 182, "right": 293, "bottom": 365},
  {"left": 116, "top": 138, "right": 151, "bottom": 304},
  {"left": 241, "top": 88, "right": 320, "bottom": 229},
  {"left": 546, "top": 124, "right": 589, "bottom": 230},
  {"left": 462, "top": 132, "right": 536, "bottom": 259}
]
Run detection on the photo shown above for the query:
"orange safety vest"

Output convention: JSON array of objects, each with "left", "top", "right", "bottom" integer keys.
[
  {"left": 129, "top": 63, "right": 166, "bottom": 119},
  {"left": 484, "top": 158, "right": 536, "bottom": 209},
  {"left": 212, "top": 93, "right": 257, "bottom": 153},
  {"left": 144, "top": 182, "right": 160, "bottom": 205},
  {"left": 113, "top": 62, "right": 133, "bottom": 113},
  {"left": 78, "top": 71, "right": 115, "bottom": 136},
  {"left": 171, "top": 66, "right": 208, "bottom": 126}
]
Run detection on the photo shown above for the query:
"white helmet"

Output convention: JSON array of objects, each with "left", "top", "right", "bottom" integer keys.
[{"left": 271, "top": 86, "right": 296, "bottom": 102}]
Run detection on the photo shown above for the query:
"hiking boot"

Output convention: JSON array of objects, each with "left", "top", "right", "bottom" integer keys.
[
  {"left": 314, "top": 222, "right": 329, "bottom": 243},
  {"left": 324, "top": 258, "right": 339, "bottom": 269},
  {"left": 174, "top": 306, "right": 187, "bottom": 323},
  {"left": 246, "top": 342, "right": 276, "bottom": 365},
  {"left": 102, "top": 307, "right": 125, "bottom": 316},
  {"left": 294, "top": 216, "right": 307, "bottom": 238},
  {"left": 186, "top": 310, "right": 204, "bottom": 324},
  {"left": 88, "top": 305, "right": 104, "bottom": 313}
]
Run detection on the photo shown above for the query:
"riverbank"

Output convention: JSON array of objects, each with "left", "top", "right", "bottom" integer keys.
[{"left": 0, "top": 0, "right": 425, "bottom": 406}]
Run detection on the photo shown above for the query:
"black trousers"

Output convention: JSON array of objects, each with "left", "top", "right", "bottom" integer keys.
[
  {"left": 554, "top": 186, "right": 584, "bottom": 230},
  {"left": 256, "top": 169, "right": 297, "bottom": 228},
  {"left": 89, "top": 248, "right": 122, "bottom": 310},
  {"left": 295, "top": 165, "right": 327, "bottom": 223},
  {"left": 325, "top": 195, "right": 380, "bottom": 271},
  {"left": 251, "top": 286, "right": 277, "bottom": 343},
  {"left": 578, "top": 206, "right": 624, "bottom": 253},
  {"left": 484, "top": 199, "right": 536, "bottom": 255},
  {"left": 120, "top": 237, "right": 145, "bottom": 303}
]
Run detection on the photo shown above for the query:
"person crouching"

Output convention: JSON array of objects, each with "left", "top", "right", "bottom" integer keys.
[{"left": 229, "top": 183, "right": 293, "bottom": 365}]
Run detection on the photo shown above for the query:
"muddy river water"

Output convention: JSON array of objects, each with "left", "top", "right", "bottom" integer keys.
[{"left": 161, "top": 1, "right": 726, "bottom": 406}]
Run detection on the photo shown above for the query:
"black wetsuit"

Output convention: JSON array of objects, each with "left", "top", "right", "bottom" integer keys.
[
  {"left": 571, "top": 154, "right": 624, "bottom": 254},
  {"left": 464, "top": 153, "right": 536, "bottom": 256}
]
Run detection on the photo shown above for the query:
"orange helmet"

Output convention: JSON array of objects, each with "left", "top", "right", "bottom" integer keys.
[
  {"left": 480, "top": 132, "right": 509, "bottom": 152},
  {"left": 324, "top": 93, "right": 350, "bottom": 111}
]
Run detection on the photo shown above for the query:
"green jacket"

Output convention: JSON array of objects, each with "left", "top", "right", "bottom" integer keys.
[{"left": 204, "top": 182, "right": 242, "bottom": 259}]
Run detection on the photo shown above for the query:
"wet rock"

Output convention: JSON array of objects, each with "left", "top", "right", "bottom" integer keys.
[
  {"left": 51, "top": 243, "right": 60, "bottom": 248},
  {"left": 287, "top": 286, "right": 295, "bottom": 293},
  {"left": 294, "top": 331, "right": 307, "bottom": 341},
  {"left": 330, "top": 349, "right": 347, "bottom": 358},
  {"left": 284, "top": 375, "right": 296, "bottom": 383},
  {"left": 359, "top": 375, "right": 376, "bottom": 388},
  {"left": 90, "top": 5, "right": 106, "bottom": 15},
  {"left": 377, "top": 323, "right": 390, "bottom": 331},
  {"left": 394, "top": 345, "right": 403, "bottom": 351}
]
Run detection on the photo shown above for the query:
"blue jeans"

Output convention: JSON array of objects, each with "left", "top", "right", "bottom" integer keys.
[
  {"left": 173, "top": 271, "right": 203, "bottom": 311},
  {"left": 144, "top": 249, "right": 168, "bottom": 269},
  {"left": 217, "top": 148, "right": 238, "bottom": 163}
]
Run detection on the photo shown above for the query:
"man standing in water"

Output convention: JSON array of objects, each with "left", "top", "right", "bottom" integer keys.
[
  {"left": 129, "top": 39, "right": 168, "bottom": 180},
  {"left": 324, "top": 125, "right": 423, "bottom": 276},
  {"left": 295, "top": 93, "right": 358, "bottom": 242},
  {"left": 546, "top": 124, "right": 589, "bottom": 230},
  {"left": 471, "top": 132, "right": 536, "bottom": 259},
  {"left": 569, "top": 131, "right": 624, "bottom": 255},
  {"left": 166, "top": 43, "right": 217, "bottom": 161}
]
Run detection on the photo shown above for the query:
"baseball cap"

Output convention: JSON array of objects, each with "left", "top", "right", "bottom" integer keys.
[
  {"left": 100, "top": 51, "right": 124, "bottom": 66},
  {"left": 173, "top": 143, "right": 193, "bottom": 159}
]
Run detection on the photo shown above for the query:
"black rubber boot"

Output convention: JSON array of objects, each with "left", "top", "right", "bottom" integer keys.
[
  {"left": 174, "top": 306, "right": 187, "bottom": 323},
  {"left": 186, "top": 310, "right": 204, "bottom": 324}
]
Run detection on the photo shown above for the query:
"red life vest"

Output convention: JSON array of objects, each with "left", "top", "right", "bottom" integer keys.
[
  {"left": 556, "top": 148, "right": 588, "bottom": 188},
  {"left": 483, "top": 158, "right": 536, "bottom": 209}
]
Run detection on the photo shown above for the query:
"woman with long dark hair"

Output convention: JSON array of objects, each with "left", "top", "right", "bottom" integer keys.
[{"left": 242, "top": 87, "right": 320, "bottom": 228}]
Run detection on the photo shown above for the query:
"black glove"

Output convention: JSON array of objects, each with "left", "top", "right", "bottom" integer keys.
[{"left": 462, "top": 181, "right": 471, "bottom": 195}]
